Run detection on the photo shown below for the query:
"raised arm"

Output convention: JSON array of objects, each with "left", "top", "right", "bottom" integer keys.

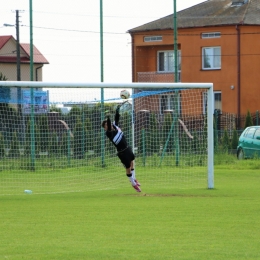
[
  {"left": 107, "top": 116, "right": 112, "bottom": 131},
  {"left": 114, "top": 105, "right": 120, "bottom": 126}
]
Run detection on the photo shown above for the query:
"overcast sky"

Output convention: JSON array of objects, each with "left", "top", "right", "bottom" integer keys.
[{"left": 0, "top": 0, "right": 206, "bottom": 84}]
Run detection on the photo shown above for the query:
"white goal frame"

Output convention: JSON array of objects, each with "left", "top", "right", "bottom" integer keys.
[{"left": 0, "top": 81, "right": 214, "bottom": 189}]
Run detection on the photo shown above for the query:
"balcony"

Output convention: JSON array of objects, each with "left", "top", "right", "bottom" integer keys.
[{"left": 137, "top": 71, "right": 181, "bottom": 83}]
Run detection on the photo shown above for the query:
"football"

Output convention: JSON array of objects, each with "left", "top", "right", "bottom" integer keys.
[{"left": 120, "top": 89, "right": 130, "bottom": 99}]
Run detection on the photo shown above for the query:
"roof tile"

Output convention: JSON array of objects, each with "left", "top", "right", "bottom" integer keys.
[
  {"left": 0, "top": 35, "right": 49, "bottom": 64},
  {"left": 128, "top": 0, "right": 260, "bottom": 33},
  {"left": 20, "top": 43, "right": 49, "bottom": 64},
  {"left": 0, "top": 35, "right": 13, "bottom": 49}
]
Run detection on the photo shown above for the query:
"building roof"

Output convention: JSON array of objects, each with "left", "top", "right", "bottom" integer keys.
[
  {"left": 128, "top": 0, "right": 260, "bottom": 33},
  {"left": 0, "top": 35, "right": 12, "bottom": 49},
  {"left": 0, "top": 35, "right": 49, "bottom": 64},
  {"left": 20, "top": 43, "right": 49, "bottom": 64}
]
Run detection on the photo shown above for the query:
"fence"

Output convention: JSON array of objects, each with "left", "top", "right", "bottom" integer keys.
[{"left": 214, "top": 110, "right": 259, "bottom": 130}]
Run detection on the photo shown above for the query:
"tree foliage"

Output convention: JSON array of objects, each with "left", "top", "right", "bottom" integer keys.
[
  {"left": 38, "top": 115, "right": 50, "bottom": 151},
  {"left": 49, "top": 104, "right": 62, "bottom": 113},
  {"left": 148, "top": 113, "right": 160, "bottom": 154},
  {"left": 73, "top": 118, "right": 85, "bottom": 159},
  {"left": 9, "top": 132, "right": 20, "bottom": 158},
  {"left": 162, "top": 113, "right": 174, "bottom": 153},
  {"left": 244, "top": 110, "right": 253, "bottom": 128},
  {"left": 0, "top": 133, "right": 5, "bottom": 158},
  {"left": 0, "top": 72, "right": 10, "bottom": 103},
  {"left": 222, "top": 129, "right": 231, "bottom": 151},
  {"left": 231, "top": 129, "right": 239, "bottom": 149}
]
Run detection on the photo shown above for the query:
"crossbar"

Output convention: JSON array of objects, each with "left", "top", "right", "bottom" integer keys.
[{"left": 0, "top": 81, "right": 213, "bottom": 89}]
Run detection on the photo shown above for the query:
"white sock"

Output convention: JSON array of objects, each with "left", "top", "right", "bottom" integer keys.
[
  {"left": 128, "top": 175, "right": 136, "bottom": 186},
  {"left": 131, "top": 169, "right": 135, "bottom": 180}
]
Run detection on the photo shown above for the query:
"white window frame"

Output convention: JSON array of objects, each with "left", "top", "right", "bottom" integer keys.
[
  {"left": 203, "top": 91, "right": 222, "bottom": 114},
  {"left": 157, "top": 50, "right": 181, "bottom": 73},
  {"left": 160, "top": 93, "right": 181, "bottom": 115},
  {"left": 231, "top": 1, "right": 245, "bottom": 7},
  {"left": 202, "top": 46, "right": 221, "bottom": 70},
  {"left": 144, "top": 36, "right": 162, "bottom": 42},
  {"left": 201, "top": 32, "right": 221, "bottom": 39}
]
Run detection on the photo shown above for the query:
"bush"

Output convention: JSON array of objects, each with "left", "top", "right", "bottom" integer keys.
[
  {"left": 245, "top": 110, "right": 253, "bottom": 128},
  {"left": 0, "top": 133, "right": 5, "bottom": 158},
  {"left": 9, "top": 132, "right": 20, "bottom": 158},
  {"left": 221, "top": 129, "right": 230, "bottom": 151},
  {"left": 73, "top": 119, "right": 85, "bottom": 159},
  {"left": 231, "top": 129, "right": 239, "bottom": 149}
]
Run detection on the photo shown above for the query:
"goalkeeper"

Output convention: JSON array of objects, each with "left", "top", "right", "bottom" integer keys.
[{"left": 101, "top": 106, "right": 141, "bottom": 192}]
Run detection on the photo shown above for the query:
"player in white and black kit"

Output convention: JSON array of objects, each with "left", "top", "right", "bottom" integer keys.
[{"left": 101, "top": 106, "right": 141, "bottom": 192}]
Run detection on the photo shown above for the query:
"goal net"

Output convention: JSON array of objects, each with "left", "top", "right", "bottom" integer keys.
[{"left": 0, "top": 81, "right": 214, "bottom": 195}]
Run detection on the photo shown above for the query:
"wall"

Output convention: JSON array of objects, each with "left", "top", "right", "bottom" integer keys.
[{"left": 131, "top": 25, "right": 260, "bottom": 115}]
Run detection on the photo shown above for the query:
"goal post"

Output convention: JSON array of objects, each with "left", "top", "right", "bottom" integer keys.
[{"left": 0, "top": 81, "right": 214, "bottom": 195}]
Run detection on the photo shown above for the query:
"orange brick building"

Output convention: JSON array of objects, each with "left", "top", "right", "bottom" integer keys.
[{"left": 128, "top": 0, "right": 260, "bottom": 121}]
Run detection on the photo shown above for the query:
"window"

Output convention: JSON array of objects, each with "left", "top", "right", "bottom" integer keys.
[
  {"left": 203, "top": 91, "right": 222, "bottom": 114},
  {"left": 214, "top": 92, "right": 222, "bottom": 111},
  {"left": 160, "top": 93, "right": 181, "bottom": 114},
  {"left": 202, "top": 47, "right": 221, "bottom": 70},
  {"left": 201, "top": 32, "right": 221, "bottom": 39},
  {"left": 254, "top": 129, "right": 260, "bottom": 139},
  {"left": 231, "top": 0, "right": 248, "bottom": 7},
  {"left": 245, "top": 128, "right": 256, "bottom": 139},
  {"left": 157, "top": 50, "right": 181, "bottom": 72},
  {"left": 144, "top": 36, "right": 162, "bottom": 42},
  {"left": 243, "top": 128, "right": 250, "bottom": 137}
]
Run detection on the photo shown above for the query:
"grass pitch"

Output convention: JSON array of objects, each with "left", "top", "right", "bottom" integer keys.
[{"left": 0, "top": 164, "right": 260, "bottom": 259}]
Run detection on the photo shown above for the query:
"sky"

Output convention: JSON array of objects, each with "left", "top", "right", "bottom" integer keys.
[
  {"left": 0, "top": 0, "right": 206, "bottom": 82},
  {"left": 0, "top": 0, "right": 206, "bottom": 102}
]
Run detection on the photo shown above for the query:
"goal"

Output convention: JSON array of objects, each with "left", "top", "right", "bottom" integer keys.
[{"left": 0, "top": 81, "right": 214, "bottom": 195}]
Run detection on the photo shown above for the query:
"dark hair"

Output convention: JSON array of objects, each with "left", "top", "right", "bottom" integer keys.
[{"left": 101, "top": 120, "right": 107, "bottom": 128}]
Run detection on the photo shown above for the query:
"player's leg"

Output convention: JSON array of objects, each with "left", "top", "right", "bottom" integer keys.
[
  {"left": 130, "top": 160, "right": 140, "bottom": 186},
  {"left": 126, "top": 166, "right": 135, "bottom": 186},
  {"left": 130, "top": 160, "right": 135, "bottom": 178},
  {"left": 118, "top": 150, "right": 141, "bottom": 192},
  {"left": 126, "top": 165, "right": 141, "bottom": 192}
]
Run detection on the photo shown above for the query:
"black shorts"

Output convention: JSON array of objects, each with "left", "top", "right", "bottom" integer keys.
[{"left": 117, "top": 147, "right": 135, "bottom": 169}]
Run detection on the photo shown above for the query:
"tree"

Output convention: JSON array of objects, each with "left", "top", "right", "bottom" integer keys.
[
  {"left": 49, "top": 104, "right": 62, "bottom": 113},
  {"left": 9, "top": 132, "right": 20, "bottom": 158},
  {"left": 221, "top": 129, "right": 230, "bottom": 151},
  {"left": 48, "top": 132, "right": 59, "bottom": 156},
  {"left": 162, "top": 113, "right": 174, "bottom": 153},
  {"left": 60, "top": 132, "right": 69, "bottom": 156},
  {"left": 0, "top": 133, "right": 5, "bottom": 158},
  {"left": 244, "top": 110, "right": 253, "bottom": 128},
  {"left": 148, "top": 113, "right": 160, "bottom": 154},
  {"left": 231, "top": 129, "right": 239, "bottom": 150},
  {"left": 69, "top": 106, "right": 82, "bottom": 130},
  {"left": 84, "top": 117, "right": 94, "bottom": 155},
  {"left": 73, "top": 118, "right": 85, "bottom": 159},
  {"left": 24, "top": 119, "right": 40, "bottom": 156},
  {"left": 38, "top": 115, "right": 49, "bottom": 152},
  {"left": 0, "top": 104, "right": 18, "bottom": 135},
  {"left": 0, "top": 72, "right": 18, "bottom": 136},
  {"left": 0, "top": 72, "right": 10, "bottom": 103}
]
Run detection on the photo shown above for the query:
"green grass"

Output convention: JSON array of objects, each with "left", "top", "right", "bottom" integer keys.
[
  {"left": 1, "top": 163, "right": 260, "bottom": 259},
  {"left": 0, "top": 152, "right": 209, "bottom": 195}
]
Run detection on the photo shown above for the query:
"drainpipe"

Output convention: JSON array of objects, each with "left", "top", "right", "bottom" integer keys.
[
  {"left": 35, "top": 65, "right": 43, "bottom": 82},
  {"left": 236, "top": 25, "right": 241, "bottom": 128},
  {"left": 35, "top": 65, "right": 43, "bottom": 92},
  {"left": 130, "top": 33, "right": 135, "bottom": 82}
]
